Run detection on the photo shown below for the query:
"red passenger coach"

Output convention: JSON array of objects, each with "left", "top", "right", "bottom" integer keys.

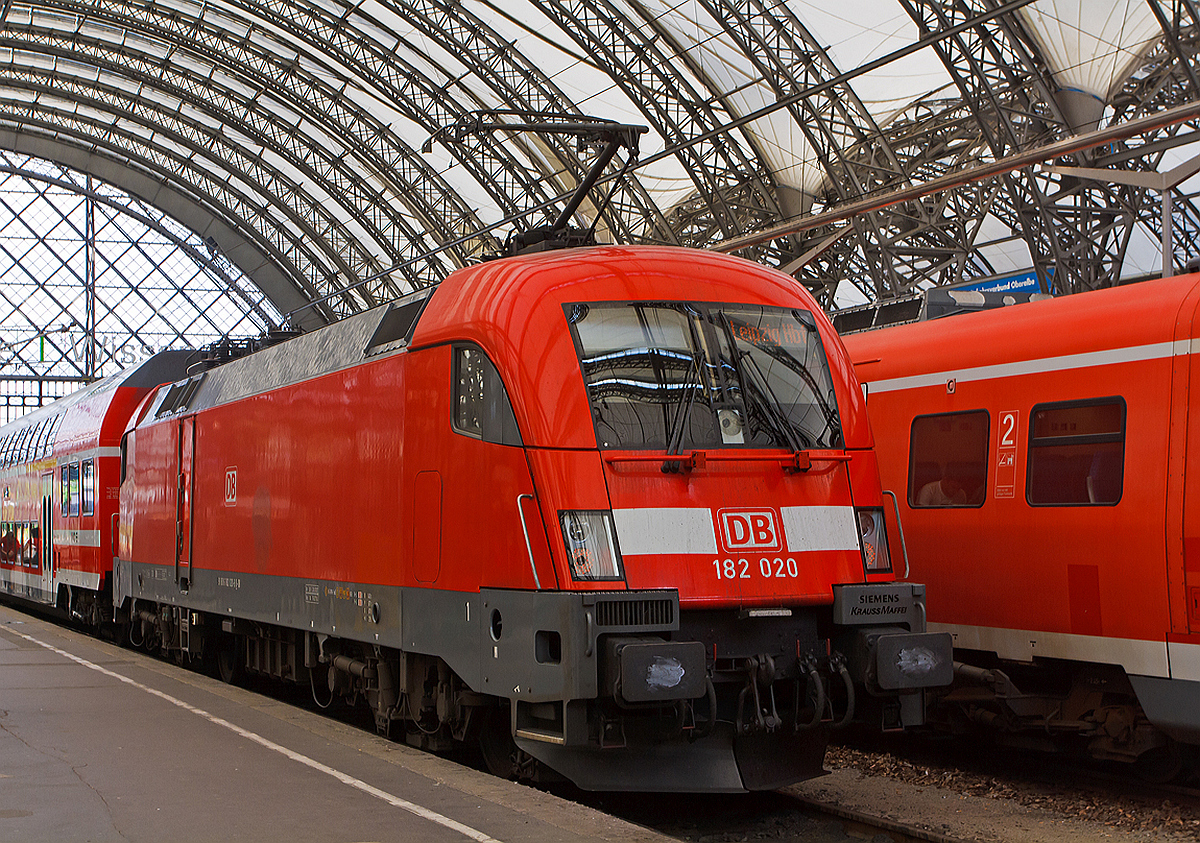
[
  {"left": 21, "top": 246, "right": 949, "bottom": 793},
  {"left": 0, "top": 353, "right": 193, "bottom": 620},
  {"left": 843, "top": 274, "right": 1200, "bottom": 778}
]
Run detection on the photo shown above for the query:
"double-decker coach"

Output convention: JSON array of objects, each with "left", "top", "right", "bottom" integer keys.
[{"left": 0, "top": 352, "right": 193, "bottom": 622}]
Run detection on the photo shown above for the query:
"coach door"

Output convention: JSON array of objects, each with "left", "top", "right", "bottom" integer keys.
[
  {"left": 40, "top": 473, "right": 53, "bottom": 598},
  {"left": 1171, "top": 283, "right": 1200, "bottom": 635},
  {"left": 176, "top": 416, "right": 195, "bottom": 590}
]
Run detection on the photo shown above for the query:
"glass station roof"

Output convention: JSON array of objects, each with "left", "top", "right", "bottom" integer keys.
[{"left": 0, "top": 152, "right": 280, "bottom": 422}]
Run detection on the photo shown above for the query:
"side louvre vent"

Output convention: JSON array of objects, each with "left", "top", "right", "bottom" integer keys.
[{"left": 595, "top": 597, "right": 675, "bottom": 629}]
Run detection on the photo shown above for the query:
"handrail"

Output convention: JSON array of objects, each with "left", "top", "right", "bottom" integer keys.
[
  {"left": 516, "top": 494, "right": 541, "bottom": 589},
  {"left": 881, "top": 489, "right": 909, "bottom": 580}
]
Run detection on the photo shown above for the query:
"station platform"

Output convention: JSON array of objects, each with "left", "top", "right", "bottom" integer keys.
[{"left": 0, "top": 602, "right": 671, "bottom": 843}]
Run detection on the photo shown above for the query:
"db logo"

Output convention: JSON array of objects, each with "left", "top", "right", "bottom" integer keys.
[
  {"left": 224, "top": 467, "right": 237, "bottom": 506},
  {"left": 718, "top": 508, "right": 782, "bottom": 552}
]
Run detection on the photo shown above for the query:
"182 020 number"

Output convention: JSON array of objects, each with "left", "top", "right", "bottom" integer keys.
[{"left": 713, "top": 557, "right": 799, "bottom": 580}]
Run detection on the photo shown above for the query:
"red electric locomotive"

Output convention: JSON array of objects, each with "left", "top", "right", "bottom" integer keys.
[
  {"left": 0, "top": 353, "right": 193, "bottom": 620},
  {"left": 842, "top": 273, "right": 1200, "bottom": 778},
  {"left": 3, "top": 245, "right": 952, "bottom": 792}
]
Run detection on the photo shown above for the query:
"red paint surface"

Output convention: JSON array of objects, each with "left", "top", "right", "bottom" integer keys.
[
  {"left": 119, "top": 247, "right": 885, "bottom": 606},
  {"left": 844, "top": 273, "right": 1200, "bottom": 645}
]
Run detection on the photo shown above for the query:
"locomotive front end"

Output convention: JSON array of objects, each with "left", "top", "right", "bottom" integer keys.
[{"left": 458, "top": 248, "right": 952, "bottom": 792}]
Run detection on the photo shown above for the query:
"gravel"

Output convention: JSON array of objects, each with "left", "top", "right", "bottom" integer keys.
[{"left": 807, "top": 738, "right": 1200, "bottom": 841}]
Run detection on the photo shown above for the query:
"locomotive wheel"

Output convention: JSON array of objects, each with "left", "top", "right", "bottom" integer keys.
[
  {"left": 478, "top": 707, "right": 517, "bottom": 779},
  {"left": 1134, "top": 742, "right": 1185, "bottom": 784},
  {"left": 216, "top": 634, "right": 244, "bottom": 686}
]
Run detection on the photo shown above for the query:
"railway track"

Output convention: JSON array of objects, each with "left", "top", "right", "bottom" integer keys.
[
  {"left": 790, "top": 793, "right": 970, "bottom": 843},
  {"left": 583, "top": 738, "right": 1200, "bottom": 842},
  {"left": 572, "top": 731, "right": 1200, "bottom": 842},
  {"left": 819, "top": 734, "right": 1200, "bottom": 841},
  {"left": 577, "top": 788, "right": 966, "bottom": 843}
]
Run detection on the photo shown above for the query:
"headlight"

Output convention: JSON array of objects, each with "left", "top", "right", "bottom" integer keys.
[
  {"left": 560, "top": 511, "right": 623, "bottom": 580},
  {"left": 856, "top": 509, "right": 892, "bottom": 573}
]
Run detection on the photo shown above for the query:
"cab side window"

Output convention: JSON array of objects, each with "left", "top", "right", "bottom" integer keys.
[
  {"left": 908, "top": 410, "right": 989, "bottom": 508},
  {"left": 1027, "top": 398, "right": 1125, "bottom": 506},
  {"left": 452, "top": 346, "right": 523, "bottom": 446}
]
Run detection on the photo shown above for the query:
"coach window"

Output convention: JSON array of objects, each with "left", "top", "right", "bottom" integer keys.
[
  {"left": 22, "top": 424, "right": 36, "bottom": 461},
  {"left": 19, "top": 523, "right": 33, "bottom": 567},
  {"left": 451, "top": 345, "right": 523, "bottom": 446},
  {"left": 48, "top": 415, "right": 63, "bottom": 455},
  {"left": 908, "top": 410, "right": 989, "bottom": 507},
  {"left": 66, "top": 463, "right": 80, "bottom": 517},
  {"left": 0, "top": 524, "right": 14, "bottom": 563},
  {"left": 27, "top": 523, "right": 38, "bottom": 568},
  {"left": 1027, "top": 398, "right": 1125, "bottom": 506},
  {"left": 81, "top": 460, "right": 95, "bottom": 516},
  {"left": 60, "top": 466, "right": 70, "bottom": 516}
]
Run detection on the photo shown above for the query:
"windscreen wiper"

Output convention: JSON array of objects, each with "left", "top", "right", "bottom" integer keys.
[
  {"left": 662, "top": 353, "right": 702, "bottom": 472},
  {"left": 664, "top": 353, "right": 701, "bottom": 454},
  {"left": 736, "top": 351, "right": 809, "bottom": 452}
]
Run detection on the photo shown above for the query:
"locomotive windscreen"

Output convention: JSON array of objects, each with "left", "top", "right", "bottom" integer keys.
[{"left": 565, "top": 301, "right": 842, "bottom": 451}]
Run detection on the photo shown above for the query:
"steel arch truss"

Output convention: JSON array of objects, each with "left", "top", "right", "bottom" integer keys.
[
  {"left": 0, "top": 0, "right": 1191, "bottom": 354},
  {"left": 885, "top": 0, "right": 1200, "bottom": 300}
]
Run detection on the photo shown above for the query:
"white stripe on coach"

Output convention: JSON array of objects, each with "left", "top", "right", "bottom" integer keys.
[
  {"left": 57, "top": 568, "right": 102, "bottom": 591},
  {"left": 55, "top": 447, "right": 120, "bottom": 467},
  {"left": 0, "top": 567, "right": 44, "bottom": 589},
  {"left": 932, "top": 621, "right": 1171, "bottom": 679},
  {"left": 1168, "top": 640, "right": 1200, "bottom": 683},
  {"left": 864, "top": 340, "right": 1178, "bottom": 394},
  {"left": 53, "top": 529, "right": 101, "bottom": 549},
  {"left": 0, "top": 567, "right": 100, "bottom": 592}
]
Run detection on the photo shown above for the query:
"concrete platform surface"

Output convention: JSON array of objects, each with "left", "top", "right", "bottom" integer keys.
[{"left": 0, "top": 602, "right": 672, "bottom": 843}]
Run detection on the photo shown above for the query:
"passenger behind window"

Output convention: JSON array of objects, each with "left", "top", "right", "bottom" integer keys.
[
  {"left": 0, "top": 527, "right": 14, "bottom": 564},
  {"left": 950, "top": 459, "right": 986, "bottom": 505},
  {"left": 917, "top": 466, "right": 969, "bottom": 507},
  {"left": 908, "top": 410, "right": 989, "bottom": 508}
]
